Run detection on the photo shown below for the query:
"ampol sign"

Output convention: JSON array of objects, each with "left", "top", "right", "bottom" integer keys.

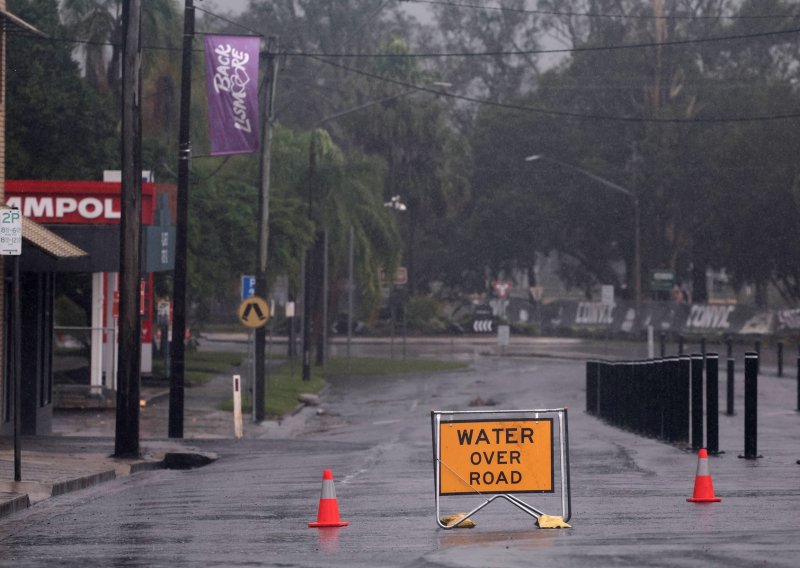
[
  {"left": 5, "top": 180, "right": 158, "bottom": 224},
  {"left": 5, "top": 179, "right": 175, "bottom": 385}
]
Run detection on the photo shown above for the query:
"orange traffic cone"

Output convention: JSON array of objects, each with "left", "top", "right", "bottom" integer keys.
[
  {"left": 687, "top": 448, "right": 721, "bottom": 503},
  {"left": 309, "top": 470, "right": 349, "bottom": 528}
]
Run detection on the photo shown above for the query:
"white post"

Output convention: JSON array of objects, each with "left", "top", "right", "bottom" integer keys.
[
  {"left": 647, "top": 325, "right": 655, "bottom": 359},
  {"left": 103, "top": 272, "right": 121, "bottom": 391},
  {"left": 233, "top": 374, "right": 243, "bottom": 439},
  {"left": 90, "top": 272, "right": 105, "bottom": 392}
]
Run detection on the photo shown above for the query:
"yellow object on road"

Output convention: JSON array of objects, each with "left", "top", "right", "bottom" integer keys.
[
  {"left": 439, "top": 513, "right": 476, "bottom": 528},
  {"left": 537, "top": 514, "right": 571, "bottom": 529}
]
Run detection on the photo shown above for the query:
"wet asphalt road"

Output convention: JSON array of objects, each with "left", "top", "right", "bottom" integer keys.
[{"left": 1, "top": 347, "right": 799, "bottom": 567}]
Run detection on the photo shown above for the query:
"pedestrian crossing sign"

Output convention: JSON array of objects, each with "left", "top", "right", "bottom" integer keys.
[{"left": 237, "top": 296, "right": 269, "bottom": 328}]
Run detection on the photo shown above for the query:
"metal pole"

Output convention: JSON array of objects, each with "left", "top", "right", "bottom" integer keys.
[
  {"left": 302, "top": 243, "right": 313, "bottom": 381},
  {"left": 254, "top": 38, "right": 279, "bottom": 417},
  {"left": 706, "top": 353, "right": 719, "bottom": 455},
  {"left": 115, "top": 0, "right": 143, "bottom": 458},
  {"left": 316, "top": 229, "right": 328, "bottom": 366},
  {"left": 169, "top": 0, "right": 193, "bottom": 439},
  {"left": 586, "top": 361, "right": 598, "bottom": 414},
  {"left": 727, "top": 358, "right": 735, "bottom": 416},
  {"left": 740, "top": 352, "right": 761, "bottom": 459},
  {"left": 690, "top": 354, "right": 704, "bottom": 451},
  {"left": 777, "top": 341, "right": 783, "bottom": 378},
  {"left": 633, "top": 195, "right": 641, "bottom": 308},
  {"left": 302, "top": 135, "right": 316, "bottom": 381},
  {"left": 12, "top": 256, "right": 21, "bottom": 481},
  {"left": 726, "top": 336, "right": 735, "bottom": 415},
  {"left": 347, "top": 226, "right": 354, "bottom": 373},
  {"left": 677, "top": 355, "right": 691, "bottom": 444}
]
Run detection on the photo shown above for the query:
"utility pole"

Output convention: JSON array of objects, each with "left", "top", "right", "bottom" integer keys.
[
  {"left": 254, "top": 36, "right": 279, "bottom": 421},
  {"left": 114, "top": 0, "right": 143, "bottom": 458},
  {"left": 302, "top": 134, "right": 316, "bottom": 381},
  {"left": 169, "top": 0, "right": 194, "bottom": 438}
]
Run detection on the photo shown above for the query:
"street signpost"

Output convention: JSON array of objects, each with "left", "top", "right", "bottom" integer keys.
[
  {"left": 241, "top": 275, "right": 256, "bottom": 300},
  {"left": 237, "top": 296, "right": 269, "bottom": 329},
  {"left": 650, "top": 269, "right": 675, "bottom": 292},
  {"left": 473, "top": 304, "right": 493, "bottom": 334},
  {"left": 1, "top": 208, "right": 22, "bottom": 481},
  {"left": 492, "top": 280, "right": 513, "bottom": 300},
  {"left": 497, "top": 324, "right": 510, "bottom": 353}
]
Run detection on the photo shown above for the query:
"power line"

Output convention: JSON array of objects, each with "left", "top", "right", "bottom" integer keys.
[
  {"left": 403, "top": 0, "right": 800, "bottom": 21},
  {"left": 9, "top": 22, "right": 800, "bottom": 58},
  {"left": 310, "top": 55, "right": 800, "bottom": 124},
  {"left": 289, "top": 26, "right": 800, "bottom": 57},
  {"left": 194, "top": 5, "right": 264, "bottom": 37}
]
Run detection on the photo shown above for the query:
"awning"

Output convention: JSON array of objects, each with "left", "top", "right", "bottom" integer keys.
[
  {"left": 1, "top": 207, "right": 87, "bottom": 259},
  {"left": 0, "top": 8, "right": 47, "bottom": 38}
]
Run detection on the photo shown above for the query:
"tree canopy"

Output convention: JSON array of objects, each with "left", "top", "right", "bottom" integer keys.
[{"left": 7, "top": 0, "right": 800, "bottom": 322}]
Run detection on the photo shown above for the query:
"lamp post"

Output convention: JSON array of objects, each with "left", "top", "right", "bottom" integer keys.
[{"left": 525, "top": 154, "right": 641, "bottom": 307}]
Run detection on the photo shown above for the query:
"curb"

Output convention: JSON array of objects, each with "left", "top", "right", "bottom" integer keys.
[
  {"left": 0, "top": 449, "right": 217, "bottom": 520},
  {"left": 0, "top": 492, "right": 29, "bottom": 518}
]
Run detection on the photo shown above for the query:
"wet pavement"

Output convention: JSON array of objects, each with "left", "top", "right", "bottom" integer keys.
[{"left": 0, "top": 334, "right": 799, "bottom": 567}]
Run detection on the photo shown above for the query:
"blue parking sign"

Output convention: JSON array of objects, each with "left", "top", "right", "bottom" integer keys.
[{"left": 241, "top": 275, "right": 256, "bottom": 300}]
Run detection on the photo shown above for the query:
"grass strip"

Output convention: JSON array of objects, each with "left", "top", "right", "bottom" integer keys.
[{"left": 220, "top": 356, "right": 467, "bottom": 417}]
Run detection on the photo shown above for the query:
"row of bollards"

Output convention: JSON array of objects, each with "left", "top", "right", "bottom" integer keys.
[
  {"left": 586, "top": 352, "right": 762, "bottom": 458},
  {"left": 658, "top": 333, "right": 800, "bottom": 414}
]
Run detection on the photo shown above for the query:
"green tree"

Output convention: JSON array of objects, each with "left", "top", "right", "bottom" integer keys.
[
  {"left": 7, "top": 0, "right": 117, "bottom": 179},
  {"left": 344, "top": 39, "right": 468, "bottom": 294}
]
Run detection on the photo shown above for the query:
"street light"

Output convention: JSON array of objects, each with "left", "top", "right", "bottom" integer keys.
[
  {"left": 525, "top": 154, "right": 642, "bottom": 306},
  {"left": 383, "top": 195, "right": 408, "bottom": 359},
  {"left": 384, "top": 195, "right": 408, "bottom": 211}
]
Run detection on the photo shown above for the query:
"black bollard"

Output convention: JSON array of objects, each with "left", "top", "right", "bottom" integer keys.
[
  {"left": 726, "top": 356, "right": 735, "bottom": 416},
  {"left": 662, "top": 356, "right": 677, "bottom": 441},
  {"left": 598, "top": 361, "right": 610, "bottom": 420},
  {"left": 654, "top": 358, "right": 667, "bottom": 439},
  {"left": 678, "top": 334, "right": 685, "bottom": 355},
  {"left": 739, "top": 352, "right": 762, "bottom": 459},
  {"left": 660, "top": 332, "right": 666, "bottom": 358},
  {"left": 586, "top": 361, "right": 599, "bottom": 415},
  {"left": 777, "top": 342, "right": 783, "bottom": 378},
  {"left": 701, "top": 337, "right": 706, "bottom": 359},
  {"left": 726, "top": 336, "right": 735, "bottom": 416},
  {"left": 676, "top": 355, "right": 691, "bottom": 445},
  {"left": 691, "top": 354, "right": 704, "bottom": 451},
  {"left": 706, "top": 353, "right": 720, "bottom": 455}
]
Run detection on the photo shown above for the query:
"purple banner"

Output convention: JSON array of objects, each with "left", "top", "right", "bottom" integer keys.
[{"left": 205, "top": 35, "right": 260, "bottom": 156}]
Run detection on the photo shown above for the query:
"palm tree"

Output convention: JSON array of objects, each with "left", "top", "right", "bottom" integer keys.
[{"left": 62, "top": 0, "right": 179, "bottom": 102}]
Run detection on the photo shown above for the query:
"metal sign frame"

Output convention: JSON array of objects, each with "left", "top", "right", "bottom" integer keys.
[{"left": 431, "top": 408, "right": 571, "bottom": 529}]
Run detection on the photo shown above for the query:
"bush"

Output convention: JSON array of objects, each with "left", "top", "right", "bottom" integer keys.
[{"left": 405, "top": 295, "right": 446, "bottom": 334}]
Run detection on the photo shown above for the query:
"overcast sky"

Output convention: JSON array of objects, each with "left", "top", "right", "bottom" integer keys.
[{"left": 200, "top": 0, "right": 430, "bottom": 21}]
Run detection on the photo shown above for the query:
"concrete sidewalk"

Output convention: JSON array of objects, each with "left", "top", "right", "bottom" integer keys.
[
  {"left": 0, "top": 436, "right": 212, "bottom": 518},
  {"left": 0, "top": 381, "right": 223, "bottom": 520}
]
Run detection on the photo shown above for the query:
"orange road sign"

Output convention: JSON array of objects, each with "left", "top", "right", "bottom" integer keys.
[
  {"left": 439, "top": 418, "right": 553, "bottom": 495},
  {"left": 237, "top": 296, "right": 269, "bottom": 329}
]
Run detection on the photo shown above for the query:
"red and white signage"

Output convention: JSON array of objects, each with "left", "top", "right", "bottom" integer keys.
[
  {"left": 5, "top": 180, "right": 159, "bottom": 225},
  {"left": 492, "top": 281, "right": 513, "bottom": 300}
]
